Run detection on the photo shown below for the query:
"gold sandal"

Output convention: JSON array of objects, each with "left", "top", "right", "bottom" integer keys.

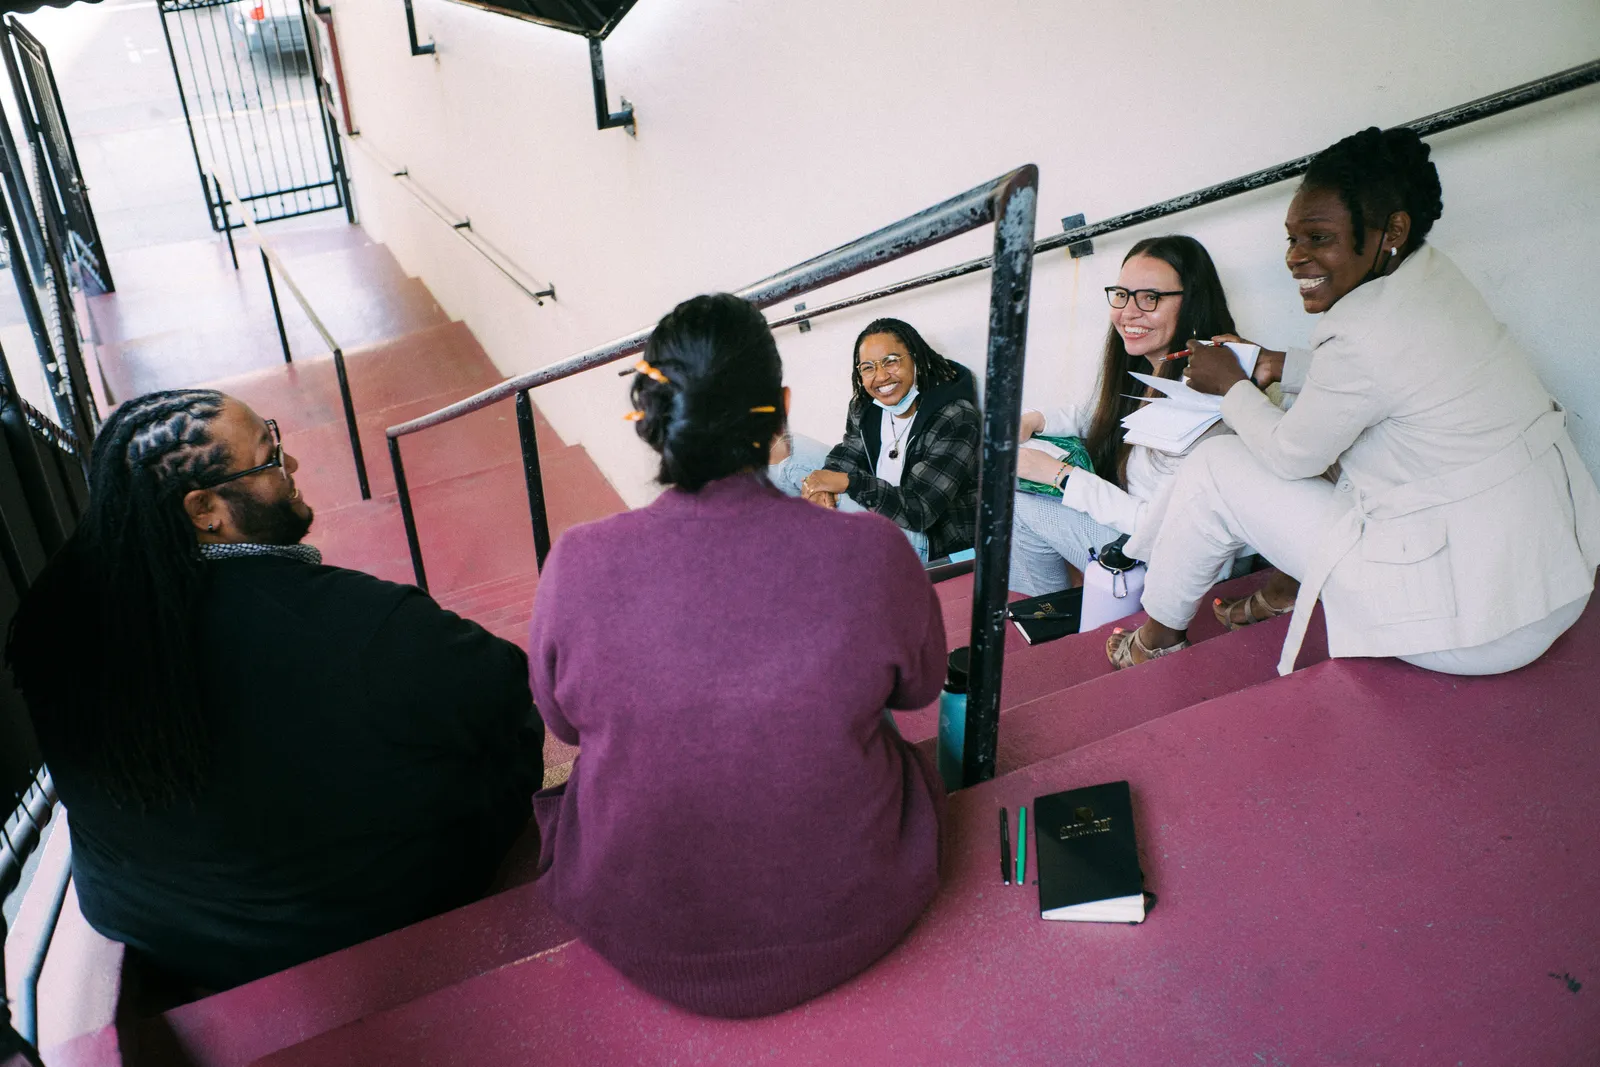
[
  {"left": 1212, "top": 589, "right": 1294, "bottom": 632},
  {"left": 1106, "top": 627, "right": 1190, "bottom": 670}
]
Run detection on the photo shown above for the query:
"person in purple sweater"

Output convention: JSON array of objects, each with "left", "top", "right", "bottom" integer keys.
[{"left": 528, "top": 293, "right": 948, "bottom": 1018}]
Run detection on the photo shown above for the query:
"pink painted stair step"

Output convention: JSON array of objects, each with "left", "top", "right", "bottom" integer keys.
[{"left": 238, "top": 598, "right": 1600, "bottom": 1067}]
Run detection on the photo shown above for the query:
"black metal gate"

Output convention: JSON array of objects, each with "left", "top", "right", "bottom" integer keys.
[
  {"left": 2, "top": 18, "right": 114, "bottom": 297},
  {"left": 0, "top": 22, "right": 99, "bottom": 446},
  {"left": 157, "top": 0, "right": 352, "bottom": 230}
]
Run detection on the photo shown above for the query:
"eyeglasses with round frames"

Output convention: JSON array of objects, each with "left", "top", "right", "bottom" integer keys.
[
  {"left": 856, "top": 353, "right": 908, "bottom": 378},
  {"left": 1104, "top": 286, "right": 1183, "bottom": 312},
  {"left": 197, "top": 419, "right": 286, "bottom": 489}
]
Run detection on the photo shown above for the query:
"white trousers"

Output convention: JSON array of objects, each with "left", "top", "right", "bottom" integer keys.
[{"left": 1140, "top": 435, "right": 1589, "bottom": 677}]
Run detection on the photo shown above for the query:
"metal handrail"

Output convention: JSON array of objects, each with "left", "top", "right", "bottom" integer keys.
[
  {"left": 1, "top": 766, "right": 59, "bottom": 1050},
  {"left": 765, "top": 57, "right": 1600, "bottom": 335},
  {"left": 209, "top": 170, "right": 371, "bottom": 500},
  {"left": 345, "top": 133, "right": 557, "bottom": 305},
  {"left": 388, "top": 167, "right": 1040, "bottom": 787}
]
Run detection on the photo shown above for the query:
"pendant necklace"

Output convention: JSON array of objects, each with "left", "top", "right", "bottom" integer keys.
[{"left": 887, "top": 411, "right": 913, "bottom": 460}]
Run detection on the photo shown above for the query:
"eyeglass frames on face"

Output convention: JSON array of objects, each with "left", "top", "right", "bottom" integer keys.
[
  {"left": 857, "top": 353, "right": 908, "bottom": 378},
  {"left": 1104, "top": 287, "right": 1183, "bottom": 312},
  {"left": 198, "top": 419, "right": 286, "bottom": 489}
]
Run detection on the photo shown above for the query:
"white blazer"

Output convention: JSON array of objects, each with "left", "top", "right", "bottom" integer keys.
[{"left": 1221, "top": 245, "right": 1600, "bottom": 669}]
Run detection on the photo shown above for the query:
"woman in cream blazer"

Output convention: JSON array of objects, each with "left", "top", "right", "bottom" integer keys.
[{"left": 1110, "top": 126, "right": 1600, "bottom": 676}]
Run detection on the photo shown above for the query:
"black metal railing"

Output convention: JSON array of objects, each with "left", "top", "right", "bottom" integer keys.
[
  {"left": 766, "top": 58, "right": 1600, "bottom": 335},
  {"left": 210, "top": 171, "right": 371, "bottom": 501},
  {"left": 1, "top": 766, "right": 60, "bottom": 1054},
  {"left": 389, "top": 166, "right": 1041, "bottom": 786},
  {"left": 384, "top": 58, "right": 1599, "bottom": 789}
]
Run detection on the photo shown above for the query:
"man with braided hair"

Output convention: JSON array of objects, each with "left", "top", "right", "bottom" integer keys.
[
  {"left": 6, "top": 389, "right": 542, "bottom": 993},
  {"left": 1107, "top": 126, "right": 1600, "bottom": 675}
]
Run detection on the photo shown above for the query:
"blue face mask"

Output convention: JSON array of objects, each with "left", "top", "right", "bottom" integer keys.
[{"left": 873, "top": 384, "right": 920, "bottom": 416}]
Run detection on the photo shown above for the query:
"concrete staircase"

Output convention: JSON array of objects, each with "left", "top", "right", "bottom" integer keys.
[{"left": 32, "top": 222, "right": 1600, "bottom": 1064}]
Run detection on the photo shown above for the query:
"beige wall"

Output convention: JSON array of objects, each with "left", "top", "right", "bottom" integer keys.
[{"left": 327, "top": 0, "right": 1600, "bottom": 505}]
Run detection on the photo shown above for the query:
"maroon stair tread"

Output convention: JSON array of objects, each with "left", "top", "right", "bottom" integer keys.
[
  {"left": 230, "top": 598, "right": 1600, "bottom": 1067},
  {"left": 896, "top": 571, "right": 1281, "bottom": 744},
  {"left": 45, "top": 882, "right": 575, "bottom": 1067}
]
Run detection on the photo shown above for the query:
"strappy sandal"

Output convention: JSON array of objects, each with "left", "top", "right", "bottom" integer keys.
[
  {"left": 1106, "top": 627, "right": 1190, "bottom": 670},
  {"left": 1212, "top": 589, "right": 1294, "bottom": 632}
]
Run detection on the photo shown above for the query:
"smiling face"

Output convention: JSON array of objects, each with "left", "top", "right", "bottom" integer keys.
[
  {"left": 1284, "top": 184, "right": 1394, "bottom": 314},
  {"left": 1111, "top": 254, "right": 1184, "bottom": 359},
  {"left": 203, "top": 399, "right": 314, "bottom": 543},
  {"left": 856, "top": 332, "right": 916, "bottom": 408}
]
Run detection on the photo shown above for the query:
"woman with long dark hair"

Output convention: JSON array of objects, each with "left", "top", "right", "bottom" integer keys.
[
  {"left": 1111, "top": 126, "right": 1599, "bottom": 673},
  {"left": 1008, "top": 235, "right": 1246, "bottom": 594},
  {"left": 798, "top": 317, "right": 980, "bottom": 560},
  {"left": 528, "top": 294, "right": 946, "bottom": 1018}
]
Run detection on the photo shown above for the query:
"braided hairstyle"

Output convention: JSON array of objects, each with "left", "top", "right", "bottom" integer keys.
[
  {"left": 6, "top": 389, "right": 233, "bottom": 808},
  {"left": 631, "top": 293, "right": 785, "bottom": 492},
  {"left": 1301, "top": 126, "right": 1444, "bottom": 255},
  {"left": 848, "top": 318, "right": 961, "bottom": 409}
]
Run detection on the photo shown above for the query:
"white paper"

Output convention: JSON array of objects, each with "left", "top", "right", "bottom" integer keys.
[{"left": 1128, "top": 371, "right": 1219, "bottom": 412}]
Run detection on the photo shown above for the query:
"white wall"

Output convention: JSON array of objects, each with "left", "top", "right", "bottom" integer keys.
[{"left": 326, "top": 0, "right": 1600, "bottom": 507}]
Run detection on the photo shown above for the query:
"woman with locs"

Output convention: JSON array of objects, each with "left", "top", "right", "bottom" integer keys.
[
  {"left": 799, "top": 317, "right": 980, "bottom": 561},
  {"left": 1009, "top": 234, "right": 1252, "bottom": 595},
  {"left": 1109, "top": 126, "right": 1600, "bottom": 674},
  {"left": 526, "top": 293, "right": 946, "bottom": 1018}
]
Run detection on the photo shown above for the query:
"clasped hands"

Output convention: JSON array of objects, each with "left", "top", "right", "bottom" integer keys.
[
  {"left": 800, "top": 469, "right": 849, "bottom": 509},
  {"left": 1180, "top": 334, "right": 1286, "bottom": 396}
]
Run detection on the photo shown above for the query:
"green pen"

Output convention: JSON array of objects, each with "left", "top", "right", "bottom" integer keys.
[{"left": 1016, "top": 805, "right": 1027, "bottom": 885}]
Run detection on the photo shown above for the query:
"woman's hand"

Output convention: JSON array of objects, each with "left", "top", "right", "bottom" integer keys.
[
  {"left": 1185, "top": 340, "right": 1250, "bottom": 396},
  {"left": 802, "top": 489, "right": 837, "bottom": 509},
  {"left": 1019, "top": 410, "right": 1045, "bottom": 439},
  {"left": 1016, "top": 448, "right": 1071, "bottom": 486},
  {"left": 801, "top": 469, "right": 849, "bottom": 498},
  {"left": 1205, "top": 334, "right": 1286, "bottom": 388}
]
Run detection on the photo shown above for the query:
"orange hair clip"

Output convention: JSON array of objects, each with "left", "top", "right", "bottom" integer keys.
[
  {"left": 635, "top": 359, "right": 670, "bottom": 384},
  {"left": 749, "top": 405, "right": 777, "bottom": 413},
  {"left": 623, "top": 410, "right": 645, "bottom": 422}
]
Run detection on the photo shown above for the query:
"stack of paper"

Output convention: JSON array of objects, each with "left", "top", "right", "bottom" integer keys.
[{"left": 1119, "top": 343, "right": 1258, "bottom": 453}]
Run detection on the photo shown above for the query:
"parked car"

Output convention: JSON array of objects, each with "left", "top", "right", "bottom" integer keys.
[{"left": 229, "top": 0, "right": 309, "bottom": 62}]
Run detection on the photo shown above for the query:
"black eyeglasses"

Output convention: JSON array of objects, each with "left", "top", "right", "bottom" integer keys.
[
  {"left": 1105, "top": 287, "right": 1183, "bottom": 312},
  {"left": 197, "top": 419, "right": 286, "bottom": 489}
]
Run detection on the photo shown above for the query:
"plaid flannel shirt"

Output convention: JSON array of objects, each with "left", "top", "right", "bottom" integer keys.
[{"left": 823, "top": 391, "right": 981, "bottom": 560}]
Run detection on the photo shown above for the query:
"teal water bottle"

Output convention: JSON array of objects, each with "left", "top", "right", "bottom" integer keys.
[{"left": 936, "top": 647, "right": 970, "bottom": 791}]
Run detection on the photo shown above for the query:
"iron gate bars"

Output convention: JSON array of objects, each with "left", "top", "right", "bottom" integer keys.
[
  {"left": 387, "top": 166, "right": 1040, "bottom": 787},
  {"left": 2, "top": 19, "right": 114, "bottom": 296},
  {"left": 0, "top": 78, "right": 96, "bottom": 452},
  {"left": 157, "top": 0, "right": 352, "bottom": 229}
]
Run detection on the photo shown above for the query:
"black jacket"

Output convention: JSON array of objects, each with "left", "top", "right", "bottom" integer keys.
[
  {"left": 52, "top": 555, "right": 543, "bottom": 991},
  {"left": 824, "top": 363, "right": 981, "bottom": 559}
]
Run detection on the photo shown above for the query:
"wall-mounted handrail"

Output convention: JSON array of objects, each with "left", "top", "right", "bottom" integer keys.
[
  {"left": 404, "top": 0, "right": 435, "bottom": 56},
  {"left": 346, "top": 133, "right": 556, "bottom": 305},
  {"left": 209, "top": 171, "right": 371, "bottom": 501},
  {"left": 762, "top": 57, "right": 1600, "bottom": 336},
  {"left": 388, "top": 167, "right": 1040, "bottom": 787}
]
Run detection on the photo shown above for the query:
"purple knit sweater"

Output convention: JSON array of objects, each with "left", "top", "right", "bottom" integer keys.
[{"left": 528, "top": 473, "right": 947, "bottom": 1018}]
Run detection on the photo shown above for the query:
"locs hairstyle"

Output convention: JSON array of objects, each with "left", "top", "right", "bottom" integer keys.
[
  {"left": 630, "top": 293, "right": 785, "bottom": 492},
  {"left": 1084, "top": 235, "right": 1236, "bottom": 486},
  {"left": 1301, "top": 126, "right": 1443, "bottom": 255},
  {"left": 6, "top": 389, "right": 234, "bottom": 808},
  {"left": 848, "top": 318, "right": 960, "bottom": 409}
]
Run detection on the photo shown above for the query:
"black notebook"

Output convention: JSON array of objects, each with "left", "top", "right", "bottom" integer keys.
[
  {"left": 1007, "top": 587, "right": 1082, "bottom": 645},
  {"left": 1033, "top": 780, "right": 1147, "bottom": 923}
]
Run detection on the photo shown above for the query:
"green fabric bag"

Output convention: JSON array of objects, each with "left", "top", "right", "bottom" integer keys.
[{"left": 1017, "top": 435, "right": 1093, "bottom": 498}]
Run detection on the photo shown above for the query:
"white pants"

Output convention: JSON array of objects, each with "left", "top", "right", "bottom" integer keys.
[{"left": 1140, "top": 436, "right": 1589, "bottom": 677}]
